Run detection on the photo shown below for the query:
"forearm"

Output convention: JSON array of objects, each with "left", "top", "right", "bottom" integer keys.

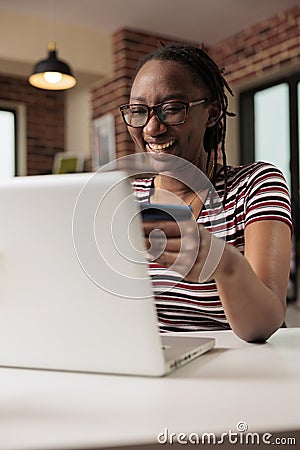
[
  {"left": 214, "top": 244, "right": 286, "bottom": 342},
  {"left": 144, "top": 219, "right": 290, "bottom": 342}
]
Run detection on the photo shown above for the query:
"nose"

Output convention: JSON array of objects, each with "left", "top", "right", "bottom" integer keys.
[{"left": 143, "top": 110, "right": 167, "bottom": 136}]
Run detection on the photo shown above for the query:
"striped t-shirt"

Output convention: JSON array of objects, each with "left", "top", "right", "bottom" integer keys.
[{"left": 134, "top": 161, "right": 292, "bottom": 332}]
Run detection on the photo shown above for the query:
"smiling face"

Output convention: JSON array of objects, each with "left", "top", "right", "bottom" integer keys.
[{"left": 127, "top": 59, "right": 218, "bottom": 171}]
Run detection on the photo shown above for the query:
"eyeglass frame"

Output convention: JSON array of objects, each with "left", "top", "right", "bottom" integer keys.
[{"left": 119, "top": 98, "right": 215, "bottom": 128}]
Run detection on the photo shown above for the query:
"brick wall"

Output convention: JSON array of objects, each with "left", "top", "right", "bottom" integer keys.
[
  {"left": 91, "top": 5, "right": 300, "bottom": 159},
  {"left": 210, "top": 6, "right": 300, "bottom": 84},
  {"left": 92, "top": 29, "right": 180, "bottom": 158},
  {"left": 0, "top": 75, "right": 65, "bottom": 175}
]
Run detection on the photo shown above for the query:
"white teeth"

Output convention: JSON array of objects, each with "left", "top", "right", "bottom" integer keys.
[{"left": 148, "top": 139, "right": 175, "bottom": 152}]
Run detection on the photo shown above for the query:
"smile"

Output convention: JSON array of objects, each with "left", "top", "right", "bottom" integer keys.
[{"left": 147, "top": 139, "right": 176, "bottom": 152}]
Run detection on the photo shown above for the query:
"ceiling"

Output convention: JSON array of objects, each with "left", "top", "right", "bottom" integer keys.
[{"left": 0, "top": 0, "right": 299, "bottom": 45}]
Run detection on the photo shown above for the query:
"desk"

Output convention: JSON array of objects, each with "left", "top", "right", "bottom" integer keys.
[{"left": 0, "top": 328, "right": 299, "bottom": 450}]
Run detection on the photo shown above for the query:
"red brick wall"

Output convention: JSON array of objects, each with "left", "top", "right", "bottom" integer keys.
[
  {"left": 0, "top": 75, "right": 65, "bottom": 175},
  {"left": 91, "top": 5, "right": 300, "bottom": 159},
  {"left": 210, "top": 6, "right": 300, "bottom": 84},
  {"left": 92, "top": 29, "right": 179, "bottom": 158}
]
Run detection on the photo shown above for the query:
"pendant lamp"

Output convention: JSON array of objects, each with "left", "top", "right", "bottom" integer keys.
[{"left": 29, "top": 41, "right": 76, "bottom": 91}]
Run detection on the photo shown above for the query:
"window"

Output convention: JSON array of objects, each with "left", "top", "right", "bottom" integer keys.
[
  {"left": 240, "top": 72, "right": 300, "bottom": 301},
  {"left": 0, "top": 102, "right": 26, "bottom": 177},
  {"left": 254, "top": 83, "right": 290, "bottom": 188},
  {"left": 0, "top": 108, "right": 16, "bottom": 179},
  {"left": 240, "top": 72, "right": 299, "bottom": 224}
]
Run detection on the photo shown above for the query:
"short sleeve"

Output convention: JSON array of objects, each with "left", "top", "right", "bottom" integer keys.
[{"left": 244, "top": 162, "right": 293, "bottom": 232}]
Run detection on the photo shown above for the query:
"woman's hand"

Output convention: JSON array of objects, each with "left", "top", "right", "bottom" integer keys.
[{"left": 143, "top": 218, "right": 225, "bottom": 282}]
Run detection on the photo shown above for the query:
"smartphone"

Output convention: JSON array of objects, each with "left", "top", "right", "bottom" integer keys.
[{"left": 139, "top": 203, "right": 192, "bottom": 222}]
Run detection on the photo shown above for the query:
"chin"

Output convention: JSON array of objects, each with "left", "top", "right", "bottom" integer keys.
[{"left": 146, "top": 152, "right": 192, "bottom": 176}]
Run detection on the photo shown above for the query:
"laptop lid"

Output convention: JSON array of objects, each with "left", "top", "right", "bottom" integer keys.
[{"left": 0, "top": 172, "right": 214, "bottom": 376}]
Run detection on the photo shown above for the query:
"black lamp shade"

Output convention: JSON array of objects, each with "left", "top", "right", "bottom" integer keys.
[{"left": 29, "top": 46, "right": 76, "bottom": 90}]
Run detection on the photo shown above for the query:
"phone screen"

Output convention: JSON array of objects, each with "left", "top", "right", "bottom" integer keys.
[{"left": 139, "top": 203, "right": 192, "bottom": 222}]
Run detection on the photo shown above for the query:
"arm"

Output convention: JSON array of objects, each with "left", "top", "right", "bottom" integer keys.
[
  {"left": 144, "top": 218, "right": 291, "bottom": 342},
  {"left": 209, "top": 219, "right": 291, "bottom": 341},
  {"left": 213, "top": 163, "right": 292, "bottom": 341}
]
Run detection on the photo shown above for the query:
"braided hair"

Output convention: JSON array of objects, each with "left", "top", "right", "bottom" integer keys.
[{"left": 132, "top": 42, "right": 235, "bottom": 190}]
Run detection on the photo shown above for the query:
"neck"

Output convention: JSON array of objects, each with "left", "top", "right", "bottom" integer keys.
[
  {"left": 153, "top": 169, "right": 213, "bottom": 206},
  {"left": 154, "top": 155, "right": 214, "bottom": 193},
  {"left": 152, "top": 174, "right": 189, "bottom": 204}
]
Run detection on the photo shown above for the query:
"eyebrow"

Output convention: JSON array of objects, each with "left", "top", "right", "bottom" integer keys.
[{"left": 129, "top": 94, "right": 189, "bottom": 104}]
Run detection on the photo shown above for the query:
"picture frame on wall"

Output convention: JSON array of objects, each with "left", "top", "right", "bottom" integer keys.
[
  {"left": 52, "top": 153, "right": 84, "bottom": 174},
  {"left": 92, "top": 113, "right": 116, "bottom": 170}
]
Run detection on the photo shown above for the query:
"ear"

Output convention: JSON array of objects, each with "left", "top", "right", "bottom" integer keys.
[{"left": 206, "top": 101, "right": 221, "bottom": 128}]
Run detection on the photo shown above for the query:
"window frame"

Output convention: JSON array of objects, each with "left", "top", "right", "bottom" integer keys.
[
  {"left": 0, "top": 107, "right": 18, "bottom": 176},
  {"left": 0, "top": 101, "right": 26, "bottom": 177},
  {"left": 239, "top": 72, "right": 300, "bottom": 228},
  {"left": 239, "top": 71, "right": 300, "bottom": 301}
]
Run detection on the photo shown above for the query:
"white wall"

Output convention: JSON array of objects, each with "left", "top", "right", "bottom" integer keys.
[
  {"left": 0, "top": 10, "right": 112, "bottom": 82},
  {"left": 65, "top": 86, "right": 91, "bottom": 158}
]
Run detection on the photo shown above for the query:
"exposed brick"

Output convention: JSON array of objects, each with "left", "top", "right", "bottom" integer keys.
[
  {"left": 0, "top": 75, "right": 65, "bottom": 174},
  {"left": 92, "top": 28, "right": 185, "bottom": 159}
]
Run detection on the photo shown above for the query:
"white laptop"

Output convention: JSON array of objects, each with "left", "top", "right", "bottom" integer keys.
[{"left": 0, "top": 171, "right": 214, "bottom": 376}]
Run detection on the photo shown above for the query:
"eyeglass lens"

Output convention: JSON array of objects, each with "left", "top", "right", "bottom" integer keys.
[{"left": 122, "top": 102, "right": 187, "bottom": 127}]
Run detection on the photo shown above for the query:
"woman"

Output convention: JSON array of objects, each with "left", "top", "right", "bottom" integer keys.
[{"left": 119, "top": 43, "right": 292, "bottom": 342}]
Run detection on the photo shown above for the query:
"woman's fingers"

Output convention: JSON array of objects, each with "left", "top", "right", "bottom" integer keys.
[
  {"left": 143, "top": 220, "right": 182, "bottom": 237},
  {"left": 144, "top": 219, "right": 200, "bottom": 278}
]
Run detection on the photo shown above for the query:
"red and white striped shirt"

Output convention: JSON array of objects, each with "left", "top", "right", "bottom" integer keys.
[{"left": 134, "top": 161, "right": 292, "bottom": 332}]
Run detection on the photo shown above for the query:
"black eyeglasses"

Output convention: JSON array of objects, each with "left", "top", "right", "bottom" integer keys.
[{"left": 119, "top": 98, "right": 214, "bottom": 128}]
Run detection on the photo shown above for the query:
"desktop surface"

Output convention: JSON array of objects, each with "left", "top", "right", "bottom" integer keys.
[{"left": 0, "top": 328, "right": 299, "bottom": 450}]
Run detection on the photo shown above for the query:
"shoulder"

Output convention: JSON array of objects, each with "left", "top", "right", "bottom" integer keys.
[
  {"left": 227, "top": 162, "right": 292, "bottom": 230},
  {"left": 225, "top": 161, "right": 286, "bottom": 181},
  {"left": 217, "top": 161, "right": 288, "bottom": 192}
]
